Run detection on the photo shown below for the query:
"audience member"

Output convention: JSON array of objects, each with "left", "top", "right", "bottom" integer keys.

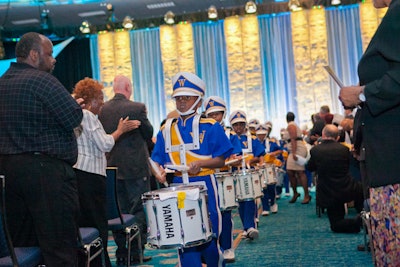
[
  {"left": 285, "top": 112, "right": 311, "bottom": 204},
  {"left": 72, "top": 77, "right": 138, "bottom": 267},
  {"left": 306, "top": 125, "right": 363, "bottom": 233},
  {"left": 98, "top": 75, "right": 154, "bottom": 265},
  {"left": 151, "top": 72, "right": 233, "bottom": 267},
  {"left": 308, "top": 105, "right": 331, "bottom": 145},
  {"left": 339, "top": 0, "right": 400, "bottom": 263},
  {"left": 0, "top": 32, "right": 83, "bottom": 266}
]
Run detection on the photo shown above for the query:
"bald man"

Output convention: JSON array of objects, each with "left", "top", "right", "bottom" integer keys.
[
  {"left": 306, "top": 125, "right": 364, "bottom": 233},
  {"left": 98, "top": 75, "right": 153, "bottom": 264}
]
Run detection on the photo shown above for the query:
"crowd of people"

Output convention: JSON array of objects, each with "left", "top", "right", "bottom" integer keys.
[{"left": 1, "top": 0, "right": 399, "bottom": 263}]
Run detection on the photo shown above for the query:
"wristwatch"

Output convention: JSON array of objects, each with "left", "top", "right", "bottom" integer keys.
[{"left": 359, "top": 88, "right": 366, "bottom": 102}]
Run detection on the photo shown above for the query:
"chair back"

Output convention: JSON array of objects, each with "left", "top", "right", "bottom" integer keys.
[
  {"left": 106, "top": 168, "right": 123, "bottom": 222},
  {"left": 0, "top": 175, "right": 18, "bottom": 266}
]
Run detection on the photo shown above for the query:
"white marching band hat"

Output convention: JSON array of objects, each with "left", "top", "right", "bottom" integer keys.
[
  {"left": 172, "top": 72, "right": 205, "bottom": 97},
  {"left": 204, "top": 96, "right": 227, "bottom": 116},
  {"left": 229, "top": 110, "right": 247, "bottom": 125}
]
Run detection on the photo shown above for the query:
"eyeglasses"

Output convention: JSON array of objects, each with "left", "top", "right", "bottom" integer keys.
[{"left": 174, "top": 96, "right": 197, "bottom": 101}]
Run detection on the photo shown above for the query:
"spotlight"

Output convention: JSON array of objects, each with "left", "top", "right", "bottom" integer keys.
[
  {"left": 164, "top": 11, "right": 175, "bottom": 25},
  {"left": 122, "top": 16, "right": 134, "bottom": 29},
  {"left": 288, "top": 0, "right": 302, "bottom": 11},
  {"left": 331, "top": 0, "right": 341, "bottom": 5},
  {"left": 80, "top": 20, "right": 91, "bottom": 34},
  {"left": 40, "top": 9, "right": 50, "bottom": 30},
  {"left": 208, "top": 5, "right": 218, "bottom": 19},
  {"left": 245, "top": 1, "right": 257, "bottom": 14}
]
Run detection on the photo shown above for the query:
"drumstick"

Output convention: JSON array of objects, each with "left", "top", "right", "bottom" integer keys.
[
  {"left": 323, "top": 66, "right": 344, "bottom": 88},
  {"left": 148, "top": 157, "right": 168, "bottom": 187}
]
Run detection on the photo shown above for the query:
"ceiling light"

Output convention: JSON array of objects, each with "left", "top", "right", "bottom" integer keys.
[
  {"left": 245, "top": 1, "right": 257, "bottom": 14},
  {"left": 208, "top": 5, "right": 218, "bottom": 19},
  {"left": 80, "top": 20, "right": 91, "bottom": 34},
  {"left": 164, "top": 11, "right": 175, "bottom": 25},
  {"left": 78, "top": 10, "right": 106, "bottom": 17},
  {"left": 331, "top": 0, "right": 341, "bottom": 5},
  {"left": 122, "top": 16, "right": 133, "bottom": 29},
  {"left": 288, "top": 0, "right": 302, "bottom": 11},
  {"left": 147, "top": 2, "right": 175, "bottom": 9}
]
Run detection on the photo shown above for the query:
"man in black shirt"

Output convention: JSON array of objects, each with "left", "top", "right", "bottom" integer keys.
[{"left": 0, "top": 32, "right": 83, "bottom": 266}]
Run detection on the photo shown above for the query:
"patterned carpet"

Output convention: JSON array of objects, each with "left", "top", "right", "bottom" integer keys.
[{"left": 108, "top": 187, "right": 374, "bottom": 267}]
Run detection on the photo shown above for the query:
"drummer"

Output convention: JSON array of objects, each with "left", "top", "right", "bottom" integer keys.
[
  {"left": 151, "top": 72, "right": 233, "bottom": 267},
  {"left": 256, "top": 123, "right": 283, "bottom": 215},
  {"left": 204, "top": 96, "right": 242, "bottom": 263},
  {"left": 229, "top": 110, "right": 265, "bottom": 240},
  {"left": 248, "top": 118, "right": 260, "bottom": 137}
]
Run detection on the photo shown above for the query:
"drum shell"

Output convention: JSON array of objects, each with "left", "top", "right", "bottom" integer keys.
[
  {"left": 235, "top": 170, "right": 263, "bottom": 201},
  {"left": 216, "top": 172, "right": 238, "bottom": 211},
  {"left": 142, "top": 185, "right": 212, "bottom": 249}
]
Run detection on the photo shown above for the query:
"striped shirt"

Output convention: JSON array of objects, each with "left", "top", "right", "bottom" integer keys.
[{"left": 73, "top": 109, "right": 115, "bottom": 176}]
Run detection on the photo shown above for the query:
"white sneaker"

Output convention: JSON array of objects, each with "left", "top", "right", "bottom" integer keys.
[
  {"left": 285, "top": 192, "right": 291, "bottom": 197},
  {"left": 241, "top": 230, "right": 247, "bottom": 238},
  {"left": 271, "top": 203, "right": 278, "bottom": 213},
  {"left": 223, "top": 249, "right": 235, "bottom": 262},
  {"left": 247, "top": 227, "right": 259, "bottom": 240},
  {"left": 262, "top": 210, "right": 270, "bottom": 216}
]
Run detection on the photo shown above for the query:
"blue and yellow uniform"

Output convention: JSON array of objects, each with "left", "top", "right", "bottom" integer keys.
[
  {"left": 229, "top": 110, "right": 265, "bottom": 238},
  {"left": 152, "top": 73, "right": 233, "bottom": 267},
  {"left": 236, "top": 133, "right": 265, "bottom": 230},
  {"left": 204, "top": 96, "right": 241, "bottom": 262}
]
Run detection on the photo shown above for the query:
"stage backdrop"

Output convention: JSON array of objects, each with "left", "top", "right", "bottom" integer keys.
[{"left": 89, "top": 0, "right": 386, "bottom": 136}]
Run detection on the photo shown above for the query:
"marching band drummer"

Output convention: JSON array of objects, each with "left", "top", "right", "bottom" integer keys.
[
  {"left": 255, "top": 123, "right": 283, "bottom": 216},
  {"left": 204, "top": 96, "right": 242, "bottom": 263},
  {"left": 230, "top": 110, "right": 265, "bottom": 240},
  {"left": 151, "top": 72, "right": 233, "bottom": 267}
]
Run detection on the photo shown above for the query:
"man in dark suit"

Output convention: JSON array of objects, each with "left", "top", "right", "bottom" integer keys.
[
  {"left": 306, "top": 124, "right": 363, "bottom": 233},
  {"left": 99, "top": 75, "right": 153, "bottom": 264}
]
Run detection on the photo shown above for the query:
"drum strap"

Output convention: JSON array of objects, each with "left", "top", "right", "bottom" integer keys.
[
  {"left": 264, "top": 138, "right": 270, "bottom": 153},
  {"left": 163, "top": 115, "right": 201, "bottom": 184},
  {"left": 164, "top": 115, "right": 200, "bottom": 153},
  {"left": 242, "top": 132, "right": 253, "bottom": 154}
]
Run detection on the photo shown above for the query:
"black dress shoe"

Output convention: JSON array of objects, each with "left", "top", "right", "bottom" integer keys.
[
  {"left": 130, "top": 255, "right": 152, "bottom": 264},
  {"left": 357, "top": 244, "right": 371, "bottom": 252}
]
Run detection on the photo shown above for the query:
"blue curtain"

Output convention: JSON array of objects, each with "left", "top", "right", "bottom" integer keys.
[
  {"left": 258, "top": 12, "right": 297, "bottom": 127},
  {"left": 325, "top": 4, "right": 363, "bottom": 112},
  {"left": 192, "top": 20, "right": 231, "bottom": 117},
  {"left": 130, "top": 28, "right": 166, "bottom": 132},
  {"left": 89, "top": 34, "right": 100, "bottom": 81}
]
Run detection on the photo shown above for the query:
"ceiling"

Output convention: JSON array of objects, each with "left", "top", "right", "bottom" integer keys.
[
  {"left": 0, "top": 0, "right": 271, "bottom": 38},
  {"left": 0, "top": 0, "right": 360, "bottom": 39}
]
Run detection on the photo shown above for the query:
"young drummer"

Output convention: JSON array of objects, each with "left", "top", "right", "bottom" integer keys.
[
  {"left": 151, "top": 72, "right": 233, "bottom": 267},
  {"left": 229, "top": 110, "right": 265, "bottom": 239},
  {"left": 256, "top": 123, "right": 283, "bottom": 215},
  {"left": 204, "top": 96, "right": 242, "bottom": 262}
]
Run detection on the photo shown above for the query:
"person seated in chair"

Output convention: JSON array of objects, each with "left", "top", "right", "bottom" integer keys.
[{"left": 306, "top": 124, "right": 363, "bottom": 233}]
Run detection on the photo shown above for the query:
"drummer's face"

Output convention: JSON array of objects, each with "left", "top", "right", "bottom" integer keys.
[
  {"left": 207, "top": 111, "right": 224, "bottom": 123},
  {"left": 232, "top": 122, "right": 246, "bottom": 135},
  {"left": 175, "top": 95, "right": 198, "bottom": 113}
]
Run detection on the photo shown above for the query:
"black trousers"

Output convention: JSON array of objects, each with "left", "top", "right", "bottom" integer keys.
[
  {"left": 75, "top": 169, "right": 111, "bottom": 267},
  {"left": 327, "top": 203, "right": 361, "bottom": 233},
  {"left": 0, "top": 154, "right": 79, "bottom": 267},
  {"left": 113, "top": 178, "right": 149, "bottom": 258}
]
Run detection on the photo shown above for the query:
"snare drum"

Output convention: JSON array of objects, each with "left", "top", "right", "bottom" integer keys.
[
  {"left": 142, "top": 185, "right": 212, "bottom": 249},
  {"left": 235, "top": 170, "right": 263, "bottom": 201},
  {"left": 216, "top": 172, "right": 238, "bottom": 211},
  {"left": 260, "top": 164, "right": 277, "bottom": 186}
]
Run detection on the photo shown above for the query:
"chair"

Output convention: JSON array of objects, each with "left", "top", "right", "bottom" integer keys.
[
  {"left": 106, "top": 168, "right": 142, "bottom": 267},
  {"left": 0, "top": 175, "right": 43, "bottom": 267},
  {"left": 78, "top": 227, "right": 104, "bottom": 267}
]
